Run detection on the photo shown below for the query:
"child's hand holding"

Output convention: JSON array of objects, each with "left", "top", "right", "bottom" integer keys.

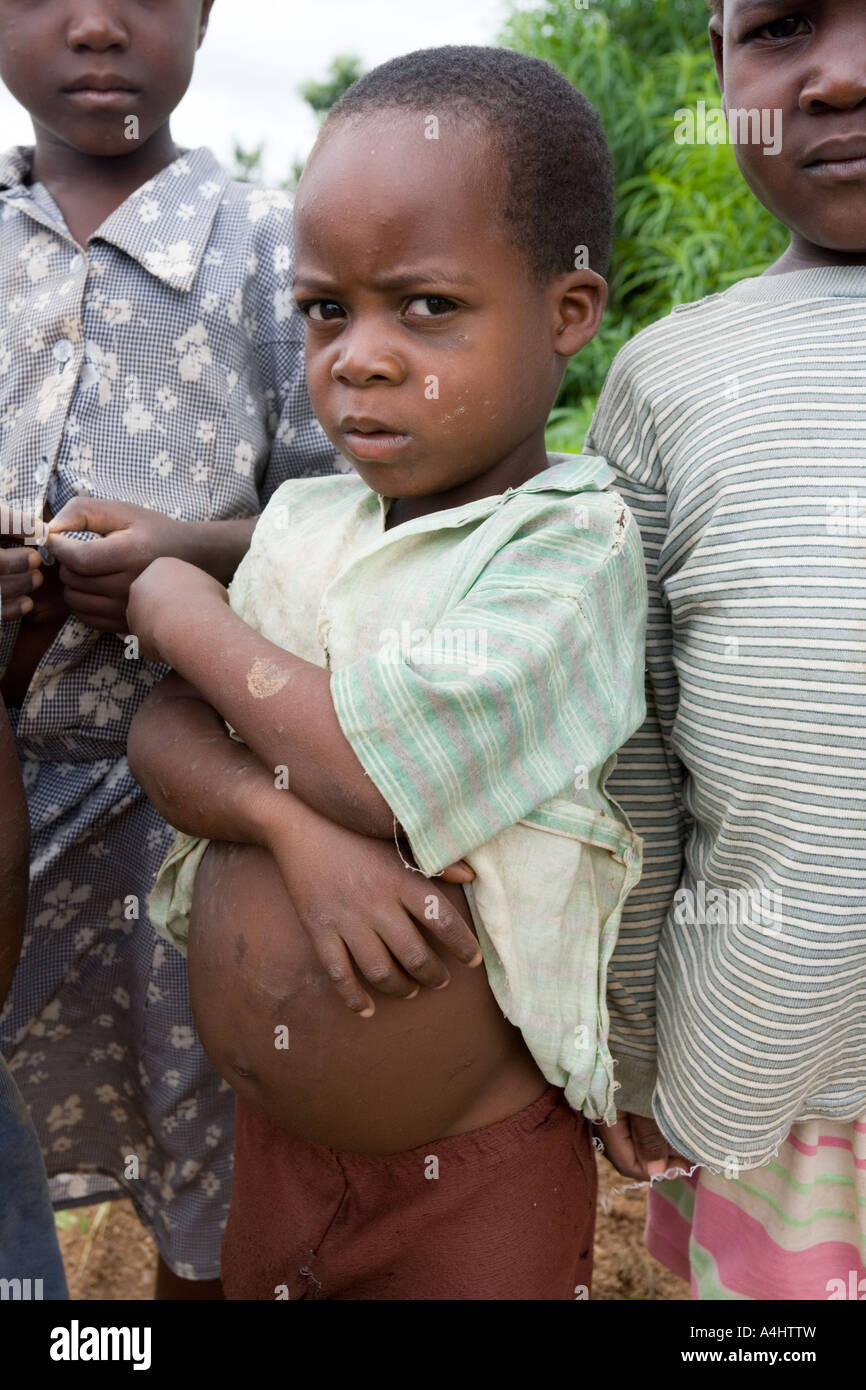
[
  {"left": 47, "top": 497, "right": 240, "bottom": 636},
  {"left": 46, "top": 499, "right": 195, "bottom": 633}
]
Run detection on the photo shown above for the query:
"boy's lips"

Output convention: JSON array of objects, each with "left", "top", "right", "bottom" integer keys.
[
  {"left": 63, "top": 76, "right": 141, "bottom": 109},
  {"left": 803, "top": 137, "right": 866, "bottom": 180},
  {"left": 339, "top": 417, "right": 413, "bottom": 461}
]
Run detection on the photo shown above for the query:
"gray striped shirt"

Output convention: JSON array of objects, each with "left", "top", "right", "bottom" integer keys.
[{"left": 586, "top": 265, "right": 866, "bottom": 1168}]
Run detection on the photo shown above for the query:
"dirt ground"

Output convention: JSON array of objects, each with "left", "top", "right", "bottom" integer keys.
[{"left": 56, "top": 1161, "right": 689, "bottom": 1301}]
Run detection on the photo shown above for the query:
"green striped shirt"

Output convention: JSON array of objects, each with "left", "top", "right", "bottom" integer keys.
[{"left": 151, "top": 453, "right": 647, "bottom": 1119}]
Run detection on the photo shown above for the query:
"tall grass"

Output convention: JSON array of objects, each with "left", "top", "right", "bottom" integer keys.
[{"left": 499, "top": 1, "right": 788, "bottom": 450}]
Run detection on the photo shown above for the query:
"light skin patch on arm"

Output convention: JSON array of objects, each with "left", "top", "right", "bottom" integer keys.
[{"left": 246, "top": 658, "right": 290, "bottom": 699}]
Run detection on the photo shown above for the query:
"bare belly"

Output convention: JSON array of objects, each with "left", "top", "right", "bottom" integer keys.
[{"left": 187, "top": 840, "right": 546, "bottom": 1154}]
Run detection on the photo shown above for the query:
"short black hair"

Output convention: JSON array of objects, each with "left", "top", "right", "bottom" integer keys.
[{"left": 320, "top": 45, "right": 615, "bottom": 281}]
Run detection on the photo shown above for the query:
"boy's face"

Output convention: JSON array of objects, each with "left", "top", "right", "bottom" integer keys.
[
  {"left": 712, "top": 1, "right": 866, "bottom": 257},
  {"left": 293, "top": 112, "right": 604, "bottom": 499},
  {"left": 0, "top": 0, "right": 214, "bottom": 157}
]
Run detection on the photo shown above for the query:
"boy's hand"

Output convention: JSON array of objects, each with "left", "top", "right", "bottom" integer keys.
[
  {"left": 263, "top": 802, "right": 481, "bottom": 1016},
  {"left": 127, "top": 556, "right": 229, "bottom": 663},
  {"left": 594, "top": 1112, "right": 690, "bottom": 1181},
  {"left": 47, "top": 499, "right": 193, "bottom": 633},
  {"left": 0, "top": 509, "right": 50, "bottom": 621}
]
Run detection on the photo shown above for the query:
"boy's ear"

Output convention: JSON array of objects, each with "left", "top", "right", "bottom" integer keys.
[
  {"left": 198, "top": 0, "right": 216, "bottom": 46},
  {"left": 551, "top": 270, "right": 607, "bottom": 360},
  {"left": 709, "top": 18, "right": 725, "bottom": 107}
]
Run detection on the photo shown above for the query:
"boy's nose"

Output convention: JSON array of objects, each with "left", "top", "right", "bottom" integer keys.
[
  {"left": 66, "top": 1, "right": 129, "bottom": 52},
  {"left": 330, "top": 335, "right": 406, "bottom": 388},
  {"left": 800, "top": 35, "right": 866, "bottom": 112}
]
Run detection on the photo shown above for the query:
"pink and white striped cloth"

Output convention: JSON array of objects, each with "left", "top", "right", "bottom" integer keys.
[{"left": 647, "top": 1118, "right": 866, "bottom": 1301}]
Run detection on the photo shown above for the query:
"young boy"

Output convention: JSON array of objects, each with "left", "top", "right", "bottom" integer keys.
[
  {"left": 0, "top": 688, "right": 68, "bottom": 1300},
  {"left": 588, "top": 0, "right": 866, "bottom": 1299},
  {"left": 124, "top": 45, "right": 647, "bottom": 1300},
  {"left": 0, "top": 0, "right": 336, "bottom": 1296}
]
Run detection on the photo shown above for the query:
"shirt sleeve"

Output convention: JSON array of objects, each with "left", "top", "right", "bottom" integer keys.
[
  {"left": 585, "top": 352, "right": 687, "bottom": 1116},
  {"left": 330, "top": 497, "right": 647, "bottom": 877}
]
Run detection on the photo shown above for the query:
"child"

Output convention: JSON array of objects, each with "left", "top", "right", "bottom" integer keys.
[
  {"left": 0, "top": 0, "right": 336, "bottom": 1296},
  {"left": 125, "top": 45, "right": 647, "bottom": 1300},
  {"left": 0, "top": 686, "right": 68, "bottom": 1300},
  {"left": 587, "top": 0, "right": 866, "bottom": 1299}
]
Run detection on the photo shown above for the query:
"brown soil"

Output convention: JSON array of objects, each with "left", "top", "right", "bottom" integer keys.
[{"left": 57, "top": 1162, "right": 689, "bottom": 1301}]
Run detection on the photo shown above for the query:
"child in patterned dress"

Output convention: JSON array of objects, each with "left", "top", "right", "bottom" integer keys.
[{"left": 0, "top": 0, "right": 335, "bottom": 1295}]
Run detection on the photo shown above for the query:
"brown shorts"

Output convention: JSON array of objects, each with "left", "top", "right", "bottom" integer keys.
[{"left": 221, "top": 1085, "right": 597, "bottom": 1300}]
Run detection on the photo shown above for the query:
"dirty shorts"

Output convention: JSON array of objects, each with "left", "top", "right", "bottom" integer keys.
[{"left": 222, "top": 1084, "right": 597, "bottom": 1301}]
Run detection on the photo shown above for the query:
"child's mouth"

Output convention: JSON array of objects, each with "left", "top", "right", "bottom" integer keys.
[
  {"left": 63, "top": 79, "right": 141, "bottom": 110},
  {"left": 340, "top": 419, "right": 413, "bottom": 461},
  {"left": 803, "top": 139, "right": 866, "bottom": 181}
]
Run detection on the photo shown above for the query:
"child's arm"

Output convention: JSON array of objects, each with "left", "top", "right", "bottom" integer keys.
[
  {"left": 126, "top": 559, "right": 397, "bottom": 838},
  {"left": 0, "top": 695, "right": 29, "bottom": 1007},
  {"left": 127, "top": 674, "right": 480, "bottom": 1014}
]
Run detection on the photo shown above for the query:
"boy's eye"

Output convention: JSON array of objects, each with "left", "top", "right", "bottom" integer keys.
[
  {"left": 404, "top": 296, "right": 458, "bottom": 318},
  {"left": 303, "top": 301, "right": 345, "bottom": 322},
  {"left": 753, "top": 14, "right": 810, "bottom": 40}
]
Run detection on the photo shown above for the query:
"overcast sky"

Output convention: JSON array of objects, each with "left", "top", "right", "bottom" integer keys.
[{"left": 1, "top": 0, "right": 514, "bottom": 182}]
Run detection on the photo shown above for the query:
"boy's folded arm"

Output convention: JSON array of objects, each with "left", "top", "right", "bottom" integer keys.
[
  {"left": 127, "top": 673, "right": 481, "bottom": 1015},
  {"left": 135, "top": 507, "right": 647, "bottom": 863},
  {"left": 127, "top": 673, "right": 286, "bottom": 848}
]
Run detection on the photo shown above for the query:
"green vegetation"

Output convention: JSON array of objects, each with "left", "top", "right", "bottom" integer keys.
[{"left": 500, "top": 0, "right": 788, "bottom": 450}]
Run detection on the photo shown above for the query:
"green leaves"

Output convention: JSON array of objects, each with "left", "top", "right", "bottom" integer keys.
[{"left": 500, "top": 2, "right": 789, "bottom": 438}]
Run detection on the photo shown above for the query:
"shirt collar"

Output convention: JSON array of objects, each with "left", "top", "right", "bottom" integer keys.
[
  {"left": 0, "top": 145, "right": 232, "bottom": 293},
  {"left": 375, "top": 453, "right": 616, "bottom": 533}
]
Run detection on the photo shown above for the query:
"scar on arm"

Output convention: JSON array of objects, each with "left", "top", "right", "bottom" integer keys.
[{"left": 246, "top": 658, "right": 290, "bottom": 699}]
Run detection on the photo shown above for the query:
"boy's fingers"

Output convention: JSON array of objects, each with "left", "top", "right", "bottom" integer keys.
[
  {"left": 0, "top": 567, "right": 45, "bottom": 618},
  {"left": 310, "top": 932, "right": 376, "bottom": 1016},
  {"left": 0, "top": 546, "right": 42, "bottom": 574},
  {"left": 406, "top": 887, "right": 482, "bottom": 968},
  {"left": 375, "top": 912, "right": 451, "bottom": 990},
  {"left": 630, "top": 1114, "right": 669, "bottom": 1172},
  {"left": 592, "top": 1118, "right": 643, "bottom": 1179},
  {"left": 440, "top": 860, "right": 475, "bottom": 882},
  {"left": 1, "top": 566, "right": 43, "bottom": 598},
  {"left": 340, "top": 927, "right": 419, "bottom": 999},
  {"left": 58, "top": 566, "right": 129, "bottom": 599},
  {"left": 1, "top": 594, "right": 35, "bottom": 619},
  {"left": 48, "top": 530, "right": 131, "bottom": 576},
  {"left": 48, "top": 498, "right": 131, "bottom": 536}
]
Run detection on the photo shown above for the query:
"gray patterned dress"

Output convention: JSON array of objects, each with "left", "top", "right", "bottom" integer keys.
[{"left": 0, "top": 146, "right": 337, "bottom": 1276}]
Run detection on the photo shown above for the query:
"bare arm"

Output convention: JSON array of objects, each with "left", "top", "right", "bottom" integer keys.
[
  {"left": 126, "top": 671, "right": 285, "bottom": 847},
  {"left": 126, "top": 559, "right": 394, "bottom": 838}
]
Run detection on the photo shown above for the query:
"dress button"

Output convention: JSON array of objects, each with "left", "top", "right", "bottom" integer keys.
[
  {"left": 53, "top": 339, "right": 74, "bottom": 363},
  {"left": 69, "top": 254, "right": 83, "bottom": 273}
]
